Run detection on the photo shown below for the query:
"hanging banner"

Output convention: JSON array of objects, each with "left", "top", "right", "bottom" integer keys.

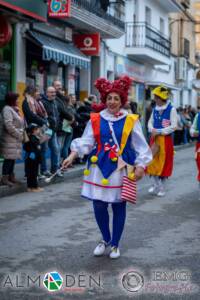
[
  {"left": 73, "top": 33, "right": 100, "bottom": 56},
  {"left": 0, "top": 16, "right": 12, "bottom": 48},
  {"left": 48, "top": 0, "right": 71, "bottom": 18}
]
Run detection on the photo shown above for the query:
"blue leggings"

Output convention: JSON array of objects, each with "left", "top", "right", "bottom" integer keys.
[{"left": 93, "top": 200, "right": 126, "bottom": 247}]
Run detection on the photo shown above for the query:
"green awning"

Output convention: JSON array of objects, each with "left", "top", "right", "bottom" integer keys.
[
  {"left": 28, "top": 31, "right": 90, "bottom": 69},
  {"left": 0, "top": 0, "right": 47, "bottom": 21}
]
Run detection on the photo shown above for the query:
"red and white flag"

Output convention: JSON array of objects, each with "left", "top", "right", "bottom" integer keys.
[
  {"left": 162, "top": 119, "right": 171, "bottom": 128},
  {"left": 121, "top": 176, "right": 137, "bottom": 204}
]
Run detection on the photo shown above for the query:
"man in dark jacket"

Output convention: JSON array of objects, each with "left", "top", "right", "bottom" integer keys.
[
  {"left": 53, "top": 80, "right": 73, "bottom": 133},
  {"left": 42, "top": 86, "right": 62, "bottom": 176},
  {"left": 53, "top": 80, "right": 74, "bottom": 160}
]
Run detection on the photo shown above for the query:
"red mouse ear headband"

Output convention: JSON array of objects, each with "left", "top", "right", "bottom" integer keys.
[{"left": 94, "top": 76, "right": 132, "bottom": 105}]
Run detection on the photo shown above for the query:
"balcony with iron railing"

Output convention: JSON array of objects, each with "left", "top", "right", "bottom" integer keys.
[
  {"left": 72, "top": 0, "right": 125, "bottom": 29},
  {"left": 68, "top": 0, "right": 125, "bottom": 38},
  {"left": 125, "top": 22, "right": 171, "bottom": 65}
]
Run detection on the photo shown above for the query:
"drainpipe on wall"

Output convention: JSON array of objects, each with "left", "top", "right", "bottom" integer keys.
[{"left": 11, "top": 23, "right": 16, "bottom": 91}]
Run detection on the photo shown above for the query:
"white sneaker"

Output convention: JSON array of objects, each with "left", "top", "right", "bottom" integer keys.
[
  {"left": 109, "top": 247, "right": 120, "bottom": 259},
  {"left": 157, "top": 190, "right": 166, "bottom": 197},
  {"left": 93, "top": 241, "right": 108, "bottom": 256},
  {"left": 148, "top": 185, "right": 157, "bottom": 194}
]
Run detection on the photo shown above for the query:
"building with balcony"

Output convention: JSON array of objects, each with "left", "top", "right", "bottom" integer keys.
[
  {"left": 104, "top": 0, "right": 197, "bottom": 112},
  {"left": 124, "top": 0, "right": 183, "bottom": 66},
  {"left": 170, "top": 0, "right": 197, "bottom": 107},
  {"left": 190, "top": 0, "right": 200, "bottom": 107},
  {"left": 67, "top": 0, "right": 125, "bottom": 39}
]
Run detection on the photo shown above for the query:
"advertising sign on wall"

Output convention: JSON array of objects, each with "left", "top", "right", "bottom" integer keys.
[
  {"left": 0, "top": 16, "right": 12, "bottom": 48},
  {"left": 48, "top": 0, "right": 71, "bottom": 18},
  {"left": 73, "top": 33, "right": 100, "bottom": 56}
]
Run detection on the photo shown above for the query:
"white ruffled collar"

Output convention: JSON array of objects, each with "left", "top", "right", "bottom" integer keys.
[
  {"left": 155, "top": 100, "right": 170, "bottom": 111},
  {"left": 100, "top": 108, "right": 128, "bottom": 121}
]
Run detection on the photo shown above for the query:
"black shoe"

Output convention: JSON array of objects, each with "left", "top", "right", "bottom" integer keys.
[{"left": 41, "top": 171, "right": 52, "bottom": 177}]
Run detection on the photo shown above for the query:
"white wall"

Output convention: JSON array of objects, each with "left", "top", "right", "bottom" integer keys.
[
  {"left": 106, "top": 36, "right": 125, "bottom": 56},
  {"left": 125, "top": 0, "right": 169, "bottom": 36}
]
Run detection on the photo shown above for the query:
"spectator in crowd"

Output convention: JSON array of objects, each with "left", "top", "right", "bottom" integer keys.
[
  {"left": 24, "top": 123, "right": 43, "bottom": 192},
  {"left": 188, "top": 105, "right": 196, "bottom": 123},
  {"left": 53, "top": 80, "right": 74, "bottom": 162},
  {"left": 88, "top": 94, "right": 98, "bottom": 105},
  {"left": 42, "top": 87, "right": 62, "bottom": 177},
  {"left": 184, "top": 107, "right": 192, "bottom": 142},
  {"left": 174, "top": 107, "right": 184, "bottom": 145},
  {"left": 22, "top": 86, "right": 50, "bottom": 177},
  {"left": 68, "top": 94, "right": 86, "bottom": 138},
  {"left": 0, "top": 92, "right": 24, "bottom": 186},
  {"left": 145, "top": 100, "right": 156, "bottom": 142},
  {"left": 179, "top": 107, "right": 191, "bottom": 144},
  {"left": 22, "top": 86, "right": 48, "bottom": 127}
]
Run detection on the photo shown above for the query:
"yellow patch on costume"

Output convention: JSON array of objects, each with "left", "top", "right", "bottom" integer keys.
[
  {"left": 147, "top": 136, "right": 166, "bottom": 176},
  {"left": 118, "top": 114, "right": 139, "bottom": 156}
]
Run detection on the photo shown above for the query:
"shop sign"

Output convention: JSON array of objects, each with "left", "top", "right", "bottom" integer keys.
[
  {"left": 115, "top": 56, "right": 145, "bottom": 80},
  {"left": 73, "top": 33, "right": 100, "bottom": 56},
  {"left": 48, "top": 0, "right": 71, "bottom": 18},
  {"left": 0, "top": 16, "right": 12, "bottom": 48}
]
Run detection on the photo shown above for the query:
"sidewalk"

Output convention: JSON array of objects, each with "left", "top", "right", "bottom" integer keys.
[
  {"left": 0, "top": 161, "right": 85, "bottom": 198},
  {"left": 0, "top": 142, "right": 195, "bottom": 199}
]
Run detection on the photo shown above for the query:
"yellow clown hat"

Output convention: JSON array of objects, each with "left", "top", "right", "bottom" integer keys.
[{"left": 152, "top": 85, "right": 169, "bottom": 100}]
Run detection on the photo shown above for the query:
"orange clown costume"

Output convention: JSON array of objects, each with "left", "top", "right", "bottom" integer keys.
[
  {"left": 190, "top": 113, "right": 200, "bottom": 185},
  {"left": 147, "top": 85, "right": 178, "bottom": 197}
]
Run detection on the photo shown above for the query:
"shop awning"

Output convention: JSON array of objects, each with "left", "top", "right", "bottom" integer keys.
[{"left": 27, "top": 31, "right": 90, "bottom": 69}]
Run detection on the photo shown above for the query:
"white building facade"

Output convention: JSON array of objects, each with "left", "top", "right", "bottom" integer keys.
[{"left": 102, "top": 0, "right": 197, "bottom": 111}]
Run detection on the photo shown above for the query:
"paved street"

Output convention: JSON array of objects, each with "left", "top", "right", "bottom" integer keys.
[{"left": 0, "top": 146, "right": 199, "bottom": 300}]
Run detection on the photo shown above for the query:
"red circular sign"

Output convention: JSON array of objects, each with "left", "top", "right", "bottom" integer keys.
[{"left": 0, "top": 16, "right": 12, "bottom": 48}]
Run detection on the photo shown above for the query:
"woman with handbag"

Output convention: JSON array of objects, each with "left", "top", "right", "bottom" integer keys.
[
  {"left": 147, "top": 85, "right": 178, "bottom": 197},
  {"left": 62, "top": 76, "right": 152, "bottom": 259},
  {"left": 0, "top": 92, "right": 24, "bottom": 186}
]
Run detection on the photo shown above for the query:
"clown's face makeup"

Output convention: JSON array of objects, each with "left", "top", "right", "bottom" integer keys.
[{"left": 106, "top": 92, "right": 122, "bottom": 115}]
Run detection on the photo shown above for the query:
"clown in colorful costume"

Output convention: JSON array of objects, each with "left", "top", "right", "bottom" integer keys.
[
  {"left": 190, "top": 113, "right": 200, "bottom": 187},
  {"left": 147, "top": 85, "right": 177, "bottom": 197},
  {"left": 62, "top": 76, "right": 152, "bottom": 259},
  {"left": 71, "top": 108, "right": 152, "bottom": 202}
]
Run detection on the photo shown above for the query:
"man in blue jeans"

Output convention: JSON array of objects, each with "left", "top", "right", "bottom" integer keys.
[{"left": 42, "top": 87, "right": 62, "bottom": 176}]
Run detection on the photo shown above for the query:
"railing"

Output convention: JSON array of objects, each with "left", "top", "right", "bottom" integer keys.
[
  {"left": 180, "top": 0, "right": 190, "bottom": 9},
  {"left": 71, "top": 0, "right": 125, "bottom": 30},
  {"left": 125, "top": 22, "right": 171, "bottom": 57}
]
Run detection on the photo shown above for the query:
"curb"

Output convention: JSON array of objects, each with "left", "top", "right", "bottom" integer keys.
[
  {"left": 0, "top": 165, "right": 85, "bottom": 199},
  {"left": 0, "top": 143, "right": 195, "bottom": 199}
]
